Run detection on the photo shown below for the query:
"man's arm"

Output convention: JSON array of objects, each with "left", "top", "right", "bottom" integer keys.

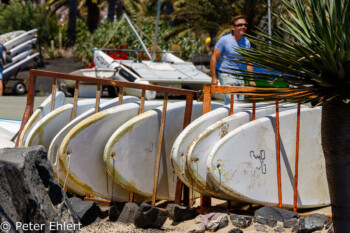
[
  {"left": 210, "top": 48, "right": 222, "bottom": 85},
  {"left": 247, "top": 64, "right": 255, "bottom": 86}
]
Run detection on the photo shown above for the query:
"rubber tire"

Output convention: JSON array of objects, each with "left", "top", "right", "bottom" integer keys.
[{"left": 13, "top": 81, "right": 26, "bottom": 95}]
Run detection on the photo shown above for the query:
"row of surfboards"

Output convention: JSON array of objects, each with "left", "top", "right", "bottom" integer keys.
[
  {"left": 17, "top": 92, "right": 330, "bottom": 208},
  {"left": 0, "top": 29, "right": 39, "bottom": 80}
]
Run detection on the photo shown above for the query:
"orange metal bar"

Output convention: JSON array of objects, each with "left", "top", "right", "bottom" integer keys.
[
  {"left": 16, "top": 72, "right": 36, "bottom": 146},
  {"left": 94, "top": 84, "right": 101, "bottom": 114},
  {"left": 118, "top": 86, "right": 124, "bottom": 105},
  {"left": 139, "top": 89, "right": 146, "bottom": 114},
  {"left": 293, "top": 102, "right": 301, "bottom": 212},
  {"left": 275, "top": 100, "right": 282, "bottom": 208},
  {"left": 203, "top": 86, "right": 211, "bottom": 114},
  {"left": 71, "top": 81, "right": 80, "bottom": 120},
  {"left": 230, "top": 94, "right": 234, "bottom": 115},
  {"left": 252, "top": 102, "right": 256, "bottom": 120},
  {"left": 152, "top": 93, "right": 168, "bottom": 206},
  {"left": 50, "top": 78, "right": 57, "bottom": 112},
  {"left": 28, "top": 69, "right": 199, "bottom": 96}
]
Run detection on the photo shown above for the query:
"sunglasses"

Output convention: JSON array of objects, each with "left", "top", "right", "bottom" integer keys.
[{"left": 235, "top": 23, "right": 248, "bottom": 27}]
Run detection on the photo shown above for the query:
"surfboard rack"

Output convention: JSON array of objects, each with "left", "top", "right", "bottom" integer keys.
[
  {"left": 202, "top": 85, "right": 305, "bottom": 212},
  {"left": 16, "top": 69, "right": 200, "bottom": 207}
]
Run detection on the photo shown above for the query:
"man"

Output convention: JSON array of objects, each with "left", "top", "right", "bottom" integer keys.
[{"left": 210, "top": 15, "right": 255, "bottom": 104}]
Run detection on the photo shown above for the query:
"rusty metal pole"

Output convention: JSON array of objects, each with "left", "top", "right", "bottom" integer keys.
[
  {"left": 50, "top": 78, "right": 57, "bottom": 112},
  {"left": 71, "top": 81, "right": 80, "bottom": 120},
  {"left": 252, "top": 101, "right": 256, "bottom": 120},
  {"left": 118, "top": 86, "right": 124, "bottom": 105},
  {"left": 152, "top": 93, "right": 168, "bottom": 206},
  {"left": 293, "top": 102, "right": 301, "bottom": 212},
  {"left": 94, "top": 84, "right": 101, "bottom": 114},
  {"left": 230, "top": 94, "right": 234, "bottom": 115},
  {"left": 139, "top": 89, "right": 146, "bottom": 114},
  {"left": 16, "top": 72, "right": 36, "bottom": 147},
  {"left": 275, "top": 100, "right": 282, "bottom": 208}
]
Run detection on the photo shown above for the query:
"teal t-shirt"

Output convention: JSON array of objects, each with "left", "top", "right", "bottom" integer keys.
[{"left": 215, "top": 33, "right": 251, "bottom": 74}]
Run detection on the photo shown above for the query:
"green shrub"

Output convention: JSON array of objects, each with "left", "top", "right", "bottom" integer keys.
[
  {"left": 73, "top": 18, "right": 202, "bottom": 64},
  {"left": 0, "top": 0, "right": 59, "bottom": 48}
]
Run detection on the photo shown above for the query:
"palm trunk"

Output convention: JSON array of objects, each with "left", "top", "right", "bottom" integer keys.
[{"left": 322, "top": 97, "right": 350, "bottom": 232}]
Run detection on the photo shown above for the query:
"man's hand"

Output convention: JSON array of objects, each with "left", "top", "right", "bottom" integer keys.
[
  {"left": 249, "top": 80, "right": 256, "bottom": 86},
  {"left": 211, "top": 77, "right": 219, "bottom": 85}
]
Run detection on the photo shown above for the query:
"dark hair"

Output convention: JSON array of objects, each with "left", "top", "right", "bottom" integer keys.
[{"left": 230, "top": 15, "right": 246, "bottom": 25}]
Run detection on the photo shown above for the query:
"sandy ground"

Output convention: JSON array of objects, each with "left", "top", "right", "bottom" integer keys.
[{"left": 80, "top": 198, "right": 332, "bottom": 233}]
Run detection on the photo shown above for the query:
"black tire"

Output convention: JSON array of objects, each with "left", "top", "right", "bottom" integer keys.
[{"left": 13, "top": 81, "right": 26, "bottom": 95}]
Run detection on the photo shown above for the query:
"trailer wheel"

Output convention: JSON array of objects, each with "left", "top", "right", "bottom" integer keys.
[{"left": 13, "top": 81, "right": 26, "bottom": 95}]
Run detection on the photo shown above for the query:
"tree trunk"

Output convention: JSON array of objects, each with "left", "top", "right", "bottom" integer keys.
[
  {"left": 87, "top": 0, "right": 100, "bottom": 33},
  {"left": 322, "top": 97, "right": 350, "bottom": 232},
  {"left": 67, "top": 0, "right": 77, "bottom": 46},
  {"left": 116, "top": 0, "right": 123, "bottom": 19},
  {"left": 107, "top": 0, "right": 116, "bottom": 21}
]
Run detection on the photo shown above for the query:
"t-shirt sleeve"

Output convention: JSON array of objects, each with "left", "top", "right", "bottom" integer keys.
[
  {"left": 215, "top": 37, "right": 225, "bottom": 52},
  {"left": 246, "top": 39, "right": 251, "bottom": 49}
]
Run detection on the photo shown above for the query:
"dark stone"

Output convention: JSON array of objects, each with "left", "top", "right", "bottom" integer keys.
[
  {"left": 108, "top": 203, "right": 125, "bottom": 222},
  {"left": 268, "top": 219, "right": 278, "bottom": 228},
  {"left": 254, "top": 206, "right": 299, "bottom": 222},
  {"left": 228, "top": 228, "right": 243, "bottom": 233},
  {"left": 325, "top": 221, "right": 333, "bottom": 230},
  {"left": 298, "top": 214, "right": 326, "bottom": 232},
  {"left": 166, "top": 204, "right": 198, "bottom": 222},
  {"left": 134, "top": 202, "right": 168, "bottom": 229},
  {"left": 0, "top": 147, "right": 80, "bottom": 233},
  {"left": 216, "top": 215, "right": 229, "bottom": 231},
  {"left": 292, "top": 224, "right": 299, "bottom": 232},
  {"left": 68, "top": 197, "right": 101, "bottom": 226},
  {"left": 284, "top": 218, "right": 298, "bottom": 228},
  {"left": 230, "top": 214, "right": 252, "bottom": 228},
  {"left": 117, "top": 202, "right": 139, "bottom": 224},
  {"left": 255, "top": 216, "right": 268, "bottom": 225},
  {"left": 274, "top": 226, "right": 285, "bottom": 232},
  {"left": 254, "top": 224, "right": 267, "bottom": 232}
]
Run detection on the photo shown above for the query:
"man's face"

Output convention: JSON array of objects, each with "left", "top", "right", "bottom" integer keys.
[{"left": 231, "top": 19, "right": 248, "bottom": 37}]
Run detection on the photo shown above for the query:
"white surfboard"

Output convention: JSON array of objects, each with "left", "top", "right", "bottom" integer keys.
[
  {"left": 18, "top": 91, "right": 66, "bottom": 147},
  {"left": 59, "top": 101, "right": 162, "bottom": 201},
  {"left": 3, "top": 29, "right": 37, "bottom": 50},
  {"left": 104, "top": 101, "right": 223, "bottom": 200},
  {"left": 25, "top": 98, "right": 108, "bottom": 149},
  {"left": 3, "top": 52, "right": 39, "bottom": 80},
  {"left": 48, "top": 96, "right": 139, "bottom": 195},
  {"left": 207, "top": 107, "right": 330, "bottom": 208},
  {"left": 187, "top": 107, "right": 282, "bottom": 199},
  {"left": 0, "top": 118, "right": 21, "bottom": 148},
  {"left": 0, "top": 31, "right": 25, "bottom": 44},
  {"left": 4, "top": 49, "right": 32, "bottom": 69},
  {"left": 171, "top": 102, "right": 270, "bottom": 196},
  {"left": 9, "top": 38, "right": 37, "bottom": 57}
]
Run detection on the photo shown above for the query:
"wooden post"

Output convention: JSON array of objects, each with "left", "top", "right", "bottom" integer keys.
[
  {"left": 293, "top": 102, "right": 301, "bottom": 212},
  {"left": 71, "top": 81, "right": 80, "bottom": 120},
  {"left": 50, "top": 78, "right": 57, "bottom": 112},
  {"left": 275, "top": 100, "right": 282, "bottom": 208},
  {"left": 152, "top": 93, "right": 168, "bottom": 206},
  {"left": 252, "top": 102, "right": 256, "bottom": 120}
]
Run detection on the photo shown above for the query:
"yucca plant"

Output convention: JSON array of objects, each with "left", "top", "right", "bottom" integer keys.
[{"left": 232, "top": 0, "right": 349, "bottom": 231}]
